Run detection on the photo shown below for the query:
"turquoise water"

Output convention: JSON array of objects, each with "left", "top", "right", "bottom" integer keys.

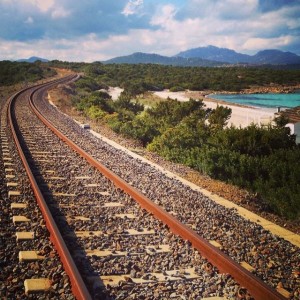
[{"left": 209, "top": 93, "right": 300, "bottom": 109}]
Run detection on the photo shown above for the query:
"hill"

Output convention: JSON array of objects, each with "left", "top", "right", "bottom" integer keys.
[
  {"left": 252, "top": 50, "right": 300, "bottom": 64},
  {"left": 103, "top": 52, "right": 227, "bottom": 67},
  {"left": 17, "top": 56, "right": 49, "bottom": 63},
  {"left": 176, "top": 46, "right": 300, "bottom": 65},
  {"left": 176, "top": 45, "right": 251, "bottom": 63}
]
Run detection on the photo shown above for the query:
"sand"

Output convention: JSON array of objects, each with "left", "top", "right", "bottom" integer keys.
[
  {"left": 108, "top": 87, "right": 123, "bottom": 100},
  {"left": 154, "top": 90, "right": 277, "bottom": 128},
  {"left": 106, "top": 87, "right": 277, "bottom": 128}
]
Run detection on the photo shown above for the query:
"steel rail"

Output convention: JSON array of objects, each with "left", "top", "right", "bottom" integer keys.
[
  {"left": 7, "top": 77, "right": 92, "bottom": 300},
  {"left": 30, "top": 77, "right": 286, "bottom": 300}
]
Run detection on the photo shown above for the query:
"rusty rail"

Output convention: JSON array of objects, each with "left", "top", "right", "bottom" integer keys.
[
  {"left": 8, "top": 77, "right": 92, "bottom": 300},
  {"left": 29, "top": 77, "right": 286, "bottom": 300}
]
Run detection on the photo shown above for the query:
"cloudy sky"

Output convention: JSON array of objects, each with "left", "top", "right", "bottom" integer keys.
[{"left": 0, "top": 0, "right": 299, "bottom": 62}]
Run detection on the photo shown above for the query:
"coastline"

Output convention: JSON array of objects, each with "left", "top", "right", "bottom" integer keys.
[
  {"left": 153, "top": 90, "right": 277, "bottom": 128},
  {"left": 107, "top": 84, "right": 299, "bottom": 128},
  {"left": 204, "top": 99, "right": 276, "bottom": 128}
]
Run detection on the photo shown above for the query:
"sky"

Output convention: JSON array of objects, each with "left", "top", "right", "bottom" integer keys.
[{"left": 0, "top": 0, "right": 299, "bottom": 62}]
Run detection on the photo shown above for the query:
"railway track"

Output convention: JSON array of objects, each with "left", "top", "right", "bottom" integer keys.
[
  {"left": 0, "top": 77, "right": 79, "bottom": 299},
  {"left": 0, "top": 75, "right": 298, "bottom": 299}
]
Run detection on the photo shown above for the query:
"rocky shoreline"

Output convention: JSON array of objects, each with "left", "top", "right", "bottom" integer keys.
[
  {"left": 219, "top": 83, "right": 300, "bottom": 95},
  {"left": 185, "top": 84, "right": 300, "bottom": 99}
]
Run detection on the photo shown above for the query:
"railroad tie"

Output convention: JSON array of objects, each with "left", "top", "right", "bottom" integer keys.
[
  {"left": 76, "top": 244, "right": 171, "bottom": 258},
  {"left": 13, "top": 216, "right": 30, "bottom": 224},
  {"left": 276, "top": 286, "right": 292, "bottom": 299},
  {"left": 89, "top": 267, "right": 200, "bottom": 287},
  {"left": 3, "top": 156, "right": 13, "bottom": 161},
  {"left": 8, "top": 191, "right": 21, "bottom": 198},
  {"left": 85, "top": 183, "right": 101, "bottom": 187},
  {"left": 19, "top": 251, "right": 45, "bottom": 262},
  {"left": 71, "top": 228, "right": 155, "bottom": 238},
  {"left": 7, "top": 182, "right": 18, "bottom": 187},
  {"left": 10, "top": 190, "right": 51, "bottom": 296},
  {"left": 74, "top": 176, "right": 91, "bottom": 179},
  {"left": 103, "top": 202, "right": 123, "bottom": 207},
  {"left": 48, "top": 176, "right": 66, "bottom": 180},
  {"left": 11, "top": 203, "right": 28, "bottom": 209},
  {"left": 58, "top": 215, "right": 91, "bottom": 222},
  {"left": 2, "top": 150, "right": 10, "bottom": 156},
  {"left": 202, "top": 297, "right": 226, "bottom": 300},
  {"left": 6, "top": 174, "right": 15, "bottom": 179},
  {"left": 209, "top": 240, "right": 222, "bottom": 249},
  {"left": 24, "top": 279, "right": 51, "bottom": 295},
  {"left": 240, "top": 261, "right": 255, "bottom": 273},
  {"left": 16, "top": 232, "right": 34, "bottom": 241},
  {"left": 45, "top": 170, "right": 56, "bottom": 174},
  {"left": 115, "top": 213, "right": 136, "bottom": 219}
]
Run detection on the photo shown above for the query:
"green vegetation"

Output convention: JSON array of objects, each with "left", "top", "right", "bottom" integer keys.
[
  {"left": 46, "top": 60, "right": 300, "bottom": 92},
  {"left": 86, "top": 63, "right": 300, "bottom": 92},
  {"left": 70, "top": 68, "right": 300, "bottom": 220},
  {"left": 148, "top": 122, "right": 299, "bottom": 218},
  {"left": 0, "top": 61, "right": 56, "bottom": 86}
]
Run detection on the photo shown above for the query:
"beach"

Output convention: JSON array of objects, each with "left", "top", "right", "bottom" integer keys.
[
  {"left": 153, "top": 90, "right": 277, "bottom": 128},
  {"left": 106, "top": 87, "right": 278, "bottom": 128}
]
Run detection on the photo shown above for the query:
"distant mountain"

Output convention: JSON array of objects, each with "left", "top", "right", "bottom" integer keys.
[
  {"left": 176, "top": 45, "right": 251, "bottom": 64},
  {"left": 103, "top": 52, "right": 227, "bottom": 67},
  {"left": 17, "top": 56, "right": 49, "bottom": 63},
  {"left": 252, "top": 50, "right": 300, "bottom": 64},
  {"left": 175, "top": 46, "right": 300, "bottom": 65}
]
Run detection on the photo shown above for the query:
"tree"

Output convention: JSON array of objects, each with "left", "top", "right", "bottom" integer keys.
[
  {"left": 113, "top": 95, "right": 144, "bottom": 114},
  {"left": 208, "top": 105, "right": 232, "bottom": 131},
  {"left": 274, "top": 114, "right": 289, "bottom": 128}
]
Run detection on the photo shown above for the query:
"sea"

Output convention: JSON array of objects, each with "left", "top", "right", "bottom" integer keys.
[{"left": 208, "top": 93, "right": 300, "bottom": 109}]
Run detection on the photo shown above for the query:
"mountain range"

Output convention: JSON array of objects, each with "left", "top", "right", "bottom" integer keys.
[
  {"left": 103, "top": 52, "right": 226, "bottom": 67},
  {"left": 176, "top": 45, "right": 300, "bottom": 64},
  {"left": 104, "top": 45, "right": 300, "bottom": 66},
  {"left": 17, "top": 56, "right": 49, "bottom": 63},
  {"left": 15, "top": 46, "right": 300, "bottom": 67}
]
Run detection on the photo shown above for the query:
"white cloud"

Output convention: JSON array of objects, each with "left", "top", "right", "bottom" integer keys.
[
  {"left": 147, "top": 1, "right": 300, "bottom": 55},
  {"left": 242, "top": 36, "right": 295, "bottom": 52},
  {"left": 51, "top": 6, "right": 70, "bottom": 19},
  {"left": 214, "top": 0, "right": 258, "bottom": 18},
  {"left": 0, "top": 0, "right": 299, "bottom": 61},
  {"left": 24, "top": 16, "right": 34, "bottom": 24},
  {"left": 151, "top": 4, "right": 177, "bottom": 27},
  {"left": 23, "top": 0, "right": 55, "bottom": 12},
  {"left": 12, "top": 0, "right": 70, "bottom": 18},
  {"left": 122, "top": 0, "right": 143, "bottom": 16}
]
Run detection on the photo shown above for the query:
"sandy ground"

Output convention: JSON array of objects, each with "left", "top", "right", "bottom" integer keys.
[
  {"left": 154, "top": 90, "right": 277, "bottom": 128},
  {"left": 108, "top": 87, "right": 124, "bottom": 100},
  {"left": 107, "top": 87, "right": 277, "bottom": 128}
]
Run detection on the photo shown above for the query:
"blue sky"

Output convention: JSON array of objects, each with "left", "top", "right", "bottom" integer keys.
[{"left": 0, "top": 0, "right": 299, "bottom": 61}]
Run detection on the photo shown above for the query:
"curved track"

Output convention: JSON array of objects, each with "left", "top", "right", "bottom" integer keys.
[
  {"left": 8, "top": 75, "right": 90, "bottom": 299},
  {"left": 1, "top": 74, "right": 296, "bottom": 299}
]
